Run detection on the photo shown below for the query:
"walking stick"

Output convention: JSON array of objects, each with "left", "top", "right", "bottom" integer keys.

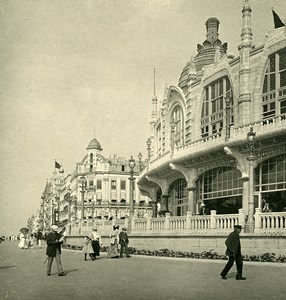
[{"left": 43, "top": 256, "right": 48, "bottom": 264}]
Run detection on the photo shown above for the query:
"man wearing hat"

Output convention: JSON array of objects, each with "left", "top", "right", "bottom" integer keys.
[
  {"left": 220, "top": 225, "right": 246, "bottom": 280},
  {"left": 119, "top": 227, "right": 131, "bottom": 258},
  {"left": 46, "top": 225, "right": 66, "bottom": 276}
]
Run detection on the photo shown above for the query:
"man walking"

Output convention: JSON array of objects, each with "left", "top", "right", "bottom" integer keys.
[
  {"left": 220, "top": 224, "right": 246, "bottom": 280},
  {"left": 46, "top": 225, "right": 66, "bottom": 276},
  {"left": 119, "top": 227, "right": 131, "bottom": 258}
]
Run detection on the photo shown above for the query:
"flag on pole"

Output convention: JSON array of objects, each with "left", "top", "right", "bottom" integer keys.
[
  {"left": 55, "top": 161, "right": 61, "bottom": 169},
  {"left": 272, "top": 8, "right": 284, "bottom": 29}
]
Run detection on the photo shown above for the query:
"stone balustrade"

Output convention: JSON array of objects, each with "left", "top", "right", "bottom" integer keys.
[{"left": 68, "top": 209, "right": 286, "bottom": 236}]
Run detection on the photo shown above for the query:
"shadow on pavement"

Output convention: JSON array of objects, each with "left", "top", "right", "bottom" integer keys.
[{"left": 0, "top": 265, "right": 16, "bottom": 270}]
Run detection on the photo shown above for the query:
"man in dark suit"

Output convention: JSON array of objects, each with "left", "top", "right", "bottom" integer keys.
[
  {"left": 119, "top": 227, "right": 131, "bottom": 258},
  {"left": 46, "top": 225, "right": 66, "bottom": 276},
  {"left": 220, "top": 225, "right": 246, "bottom": 280}
]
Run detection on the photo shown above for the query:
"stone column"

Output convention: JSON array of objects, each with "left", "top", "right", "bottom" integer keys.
[
  {"left": 245, "top": 155, "right": 255, "bottom": 233},
  {"left": 151, "top": 201, "right": 157, "bottom": 218},
  {"left": 161, "top": 195, "right": 169, "bottom": 211},
  {"left": 186, "top": 187, "right": 196, "bottom": 215}
]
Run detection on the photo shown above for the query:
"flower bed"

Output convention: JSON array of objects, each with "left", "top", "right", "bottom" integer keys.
[{"left": 62, "top": 244, "right": 286, "bottom": 263}]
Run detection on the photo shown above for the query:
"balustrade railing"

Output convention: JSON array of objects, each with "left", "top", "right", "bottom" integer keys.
[{"left": 68, "top": 209, "right": 286, "bottom": 236}]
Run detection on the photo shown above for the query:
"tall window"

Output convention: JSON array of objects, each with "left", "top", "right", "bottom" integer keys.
[
  {"left": 262, "top": 49, "right": 286, "bottom": 119},
  {"left": 111, "top": 180, "right": 116, "bottom": 190},
  {"left": 156, "top": 124, "right": 162, "bottom": 155},
  {"left": 172, "top": 105, "right": 184, "bottom": 147},
  {"left": 201, "top": 77, "right": 233, "bottom": 138},
  {"left": 120, "top": 180, "right": 126, "bottom": 190},
  {"left": 170, "top": 178, "right": 187, "bottom": 216},
  {"left": 96, "top": 180, "right": 102, "bottom": 190}
]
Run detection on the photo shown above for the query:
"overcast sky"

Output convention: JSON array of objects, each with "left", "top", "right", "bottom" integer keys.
[{"left": 0, "top": 0, "right": 285, "bottom": 236}]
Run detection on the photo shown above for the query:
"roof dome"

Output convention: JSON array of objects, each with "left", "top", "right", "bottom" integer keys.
[{"left": 86, "top": 138, "right": 103, "bottom": 151}]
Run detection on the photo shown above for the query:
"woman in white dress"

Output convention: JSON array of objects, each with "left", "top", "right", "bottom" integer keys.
[
  {"left": 107, "top": 225, "right": 120, "bottom": 259},
  {"left": 18, "top": 233, "right": 28, "bottom": 249}
]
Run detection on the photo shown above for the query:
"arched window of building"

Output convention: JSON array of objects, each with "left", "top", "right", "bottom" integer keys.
[
  {"left": 197, "top": 167, "right": 243, "bottom": 214},
  {"left": 169, "top": 178, "right": 188, "bottom": 216},
  {"left": 201, "top": 76, "right": 233, "bottom": 138},
  {"left": 255, "top": 153, "right": 286, "bottom": 212},
  {"left": 262, "top": 49, "right": 286, "bottom": 119},
  {"left": 156, "top": 123, "right": 162, "bottom": 156},
  {"left": 171, "top": 105, "right": 184, "bottom": 147}
]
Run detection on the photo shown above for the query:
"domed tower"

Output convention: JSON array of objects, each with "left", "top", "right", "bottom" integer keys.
[
  {"left": 86, "top": 138, "right": 103, "bottom": 172},
  {"left": 194, "top": 17, "right": 227, "bottom": 74}
]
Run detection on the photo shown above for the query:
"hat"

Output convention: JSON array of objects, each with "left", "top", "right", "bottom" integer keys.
[
  {"left": 92, "top": 227, "right": 97, "bottom": 231},
  {"left": 200, "top": 203, "right": 205, "bottom": 207},
  {"left": 113, "top": 225, "right": 119, "bottom": 230},
  {"left": 122, "top": 227, "right": 127, "bottom": 230},
  {"left": 51, "top": 225, "right": 59, "bottom": 231},
  {"left": 234, "top": 225, "right": 242, "bottom": 229}
]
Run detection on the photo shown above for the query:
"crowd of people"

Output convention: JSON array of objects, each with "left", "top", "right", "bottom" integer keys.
[{"left": 17, "top": 231, "right": 45, "bottom": 249}]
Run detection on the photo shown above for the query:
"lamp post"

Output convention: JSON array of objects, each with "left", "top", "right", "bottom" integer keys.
[
  {"left": 79, "top": 175, "right": 87, "bottom": 221},
  {"left": 129, "top": 156, "right": 135, "bottom": 216},
  {"left": 146, "top": 138, "right": 151, "bottom": 162},
  {"left": 225, "top": 91, "right": 232, "bottom": 142},
  {"left": 138, "top": 152, "right": 143, "bottom": 172},
  {"left": 245, "top": 126, "right": 256, "bottom": 233},
  {"left": 41, "top": 194, "right": 45, "bottom": 230},
  {"left": 67, "top": 187, "right": 72, "bottom": 223}
]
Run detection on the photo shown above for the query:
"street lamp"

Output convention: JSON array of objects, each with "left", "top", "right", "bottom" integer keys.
[
  {"left": 138, "top": 152, "right": 143, "bottom": 171},
  {"left": 245, "top": 126, "right": 256, "bottom": 233},
  {"left": 41, "top": 194, "right": 45, "bottom": 230},
  {"left": 129, "top": 156, "right": 135, "bottom": 216},
  {"left": 79, "top": 175, "right": 87, "bottom": 221},
  {"left": 146, "top": 138, "right": 151, "bottom": 162},
  {"left": 67, "top": 187, "right": 72, "bottom": 223},
  {"left": 225, "top": 90, "right": 232, "bottom": 142}
]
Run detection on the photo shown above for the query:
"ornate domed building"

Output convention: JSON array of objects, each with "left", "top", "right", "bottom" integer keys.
[{"left": 137, "top": 0, "right": 286, "bottom": 239}]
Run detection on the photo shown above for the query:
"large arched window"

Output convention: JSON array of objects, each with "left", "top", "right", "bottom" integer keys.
[
  {"left": 262, "top": 49, "right": 286, "bottom": 119},
  {"left": 169, "top": 178, "right": 188, "bottom": 216},
  {"left": 171, "top": 105, "right": 184, "bottom": 147},
  {"left": 255, "top": 154, "right": 286, "bottom": 212},
  {"left": 201, "top": 76, "right": 233, "bottom": 138},
  {"left": 197, "top": 167, "right": 243, "bottom": 214}
]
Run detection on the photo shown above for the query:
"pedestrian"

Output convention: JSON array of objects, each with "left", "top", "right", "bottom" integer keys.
[
  {"left": 220, "top": 224, "right": 246, "bottom": 280},
  {"left": 36, "top": 230, "right": 43, "bottom": 248},
  {"left": 18, "top": 232, "right": 28, "bottom": 249},
  {"left": 45, "top": 224, "right": 66, "bottom": 276},
  {"left": 82, "top": 233, "right": 93, "bottom": 261},
  {"left": 107, "top": 225, "right": 120, "bottom": 259},
  {"left": 119, "top": 227, "right": 131, "bottom": 258},
  {"left": 90, "top": 228, "right": 102, "bottom": 261}
]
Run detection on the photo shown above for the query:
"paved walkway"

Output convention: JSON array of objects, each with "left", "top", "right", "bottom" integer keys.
[{"left": 1, "top": 241, "right": 286, "bottom": 300}]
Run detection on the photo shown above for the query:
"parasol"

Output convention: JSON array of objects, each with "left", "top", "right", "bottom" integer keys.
[{"left": 20, "top": 227, "right": 29, "bottom": 234}]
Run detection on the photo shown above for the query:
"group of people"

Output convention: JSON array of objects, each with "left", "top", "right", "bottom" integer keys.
[
  {"left": 44, "top": 224, "right": 131, "bottom": 277},
  {"left": 18, "top": 231, "right": 44, "bottom": 249},
  {"left": 82, "top": 225, "right": 131, "bottom": 261},
  {"left": 44, "top": 222, "right": 246, "bottom": 281}
]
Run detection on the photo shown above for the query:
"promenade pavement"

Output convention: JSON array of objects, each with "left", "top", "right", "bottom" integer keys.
[{"left": 1, "top": 241, "right": 286, "bottom": 300}]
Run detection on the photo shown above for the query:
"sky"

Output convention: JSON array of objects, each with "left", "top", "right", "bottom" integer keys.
[{"left": 0, "top": 0, "right": 285, "bottom": 236}]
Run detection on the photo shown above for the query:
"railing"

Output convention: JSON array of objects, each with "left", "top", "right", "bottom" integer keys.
[
  {"left": 255, "top": 208, "right": 286, "bottom": 234},
  {"left": 68, "top": 209, "right": 286, "bottom": 236},
  {"left": 146, "top": 114, "right": 286, "bottom": 172}
]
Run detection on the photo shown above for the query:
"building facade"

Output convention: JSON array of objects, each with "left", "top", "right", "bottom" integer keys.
[
  {"left": 138, "top": 0, "right": 286, "bottom": 233},
  {"left": 39, "top": 138, "right": 151, "bottom": 234}
]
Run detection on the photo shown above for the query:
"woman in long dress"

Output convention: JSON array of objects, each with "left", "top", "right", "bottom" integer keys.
[
  {"left": 18, "top": 233, "right": 28, "bottom": 249},
  {"left": 82, "top": 234, "right": 93, "bottom": 261},
  {"left": 107, "top": 225, "right": 120, "bottom": 259}
]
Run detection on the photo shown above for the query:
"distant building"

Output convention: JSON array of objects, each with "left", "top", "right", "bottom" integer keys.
[
  {"left": 39, "top": 138, "right": 151, "bottom": 231},
  {"left": 138, "top": 0, "right": 286, "bottom": 233}
]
